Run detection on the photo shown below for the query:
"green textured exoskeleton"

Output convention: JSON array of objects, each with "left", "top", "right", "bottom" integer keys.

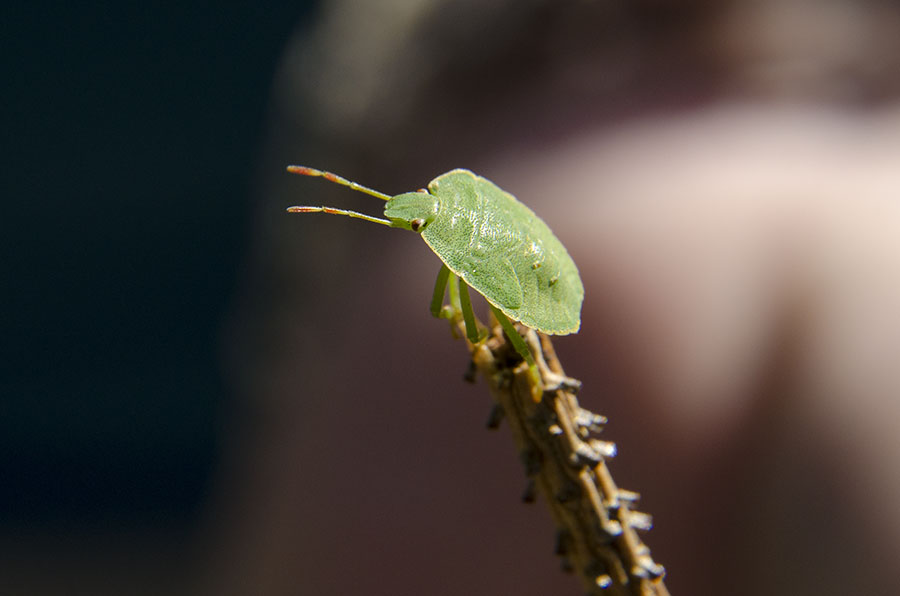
[{"left": 286, "top": 166, "right": 584, "bottom": 372}]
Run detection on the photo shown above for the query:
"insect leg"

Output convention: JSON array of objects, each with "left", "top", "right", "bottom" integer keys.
[
  {"left": 430, "top": 264, "right": 451, "bottom": 318},
  {"left": 488, "top": 304, "right": 542, "bottom": 392},
  {"left": 458, "top": 280, "right": 483, "bottom": 344},
  {"left": 431, "top": 272, "right": 463, "bottom": 339},
  {"left": 488, "top": 305, "right": 535, "bottom": 368},
  {"left": 447, "top": 271, "right": 461, "bottom": 312}
]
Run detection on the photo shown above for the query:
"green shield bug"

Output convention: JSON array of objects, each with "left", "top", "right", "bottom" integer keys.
[{"left": 286, "top": 166, "right": 584, "bottom": 372}]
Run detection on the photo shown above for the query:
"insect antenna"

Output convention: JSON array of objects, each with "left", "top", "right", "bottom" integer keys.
[
  {"left": 286, "top": 165, "right": 394, "bottom": 225},
  {"left": 286, "top": 165, "right": 391, "bottom": 200},
  {"left": 285, "top": 205, "right": 391, "bottom": 226}
]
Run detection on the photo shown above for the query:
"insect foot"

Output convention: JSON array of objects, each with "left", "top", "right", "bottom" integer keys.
[{"left": 485, "top": 403, "right": 505, "bottom": 429}]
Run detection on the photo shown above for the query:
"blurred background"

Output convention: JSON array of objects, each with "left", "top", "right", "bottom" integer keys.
[
  {"left": 2, "top": 2, "right": 315, "bottom": 593},
  {"left": 4, "top": 1, "right": 900, "bottom": 595}
]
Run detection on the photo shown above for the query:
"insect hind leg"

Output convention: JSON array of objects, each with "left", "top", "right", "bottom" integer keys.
[
  {"left": 487, "top": 306, "right": 581, "bottom": 396},
  {"left": 488, "top": 304, "right": 541, "bottom": 391}
]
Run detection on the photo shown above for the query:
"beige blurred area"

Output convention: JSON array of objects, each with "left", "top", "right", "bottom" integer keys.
[{"left": 206, "top": 1, "right": 900, "bottom": 595}]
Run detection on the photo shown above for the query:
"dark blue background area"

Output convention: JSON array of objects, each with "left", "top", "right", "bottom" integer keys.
[{"left": 1, "top": 2, "right": 316, "bottom": 527}]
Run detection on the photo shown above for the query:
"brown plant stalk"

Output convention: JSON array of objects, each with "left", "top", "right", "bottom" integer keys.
[{"left": 458, "top": 317, "right": 670, "bottom": 596}]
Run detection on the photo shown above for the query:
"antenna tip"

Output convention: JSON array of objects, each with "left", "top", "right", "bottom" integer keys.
[{"left": 286, "top": 165, "right": 317, "bottom": 176}]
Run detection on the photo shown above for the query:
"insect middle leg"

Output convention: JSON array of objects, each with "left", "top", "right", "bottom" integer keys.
[{"left": 457, "top": 280, "right": 483, "bottom": 344}]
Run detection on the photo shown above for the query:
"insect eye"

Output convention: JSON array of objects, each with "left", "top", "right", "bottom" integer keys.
[{"left": 410, "top": 218, "right": 427, "bottom": 232}]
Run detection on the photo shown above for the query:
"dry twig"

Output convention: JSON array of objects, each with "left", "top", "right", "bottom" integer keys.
[{"left": 461, "top": 319, "right": 670, "bottom": 596}]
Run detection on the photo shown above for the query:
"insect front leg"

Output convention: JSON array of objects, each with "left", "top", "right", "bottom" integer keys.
[
  {"left": 430, "top": 265, "right": 463, "bottom": 339},
  {"left": 430, "top": 264, "right": 452, "bottom": 318}
]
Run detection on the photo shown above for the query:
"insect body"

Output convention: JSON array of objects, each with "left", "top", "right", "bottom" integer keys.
[{"left": 286, "top": 166, "right": 584, "bottom": 367}]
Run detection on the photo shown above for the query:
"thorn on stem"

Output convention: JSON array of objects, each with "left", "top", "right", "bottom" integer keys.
[
  {"left": 521, "top": 479, "right": 537, "bottom": 503},
  {"left": 463, "top": 359, "right": 477, "bottom": 383},
  {"left": 486, "top": 403, "right": 504, "bottom": 429}
]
